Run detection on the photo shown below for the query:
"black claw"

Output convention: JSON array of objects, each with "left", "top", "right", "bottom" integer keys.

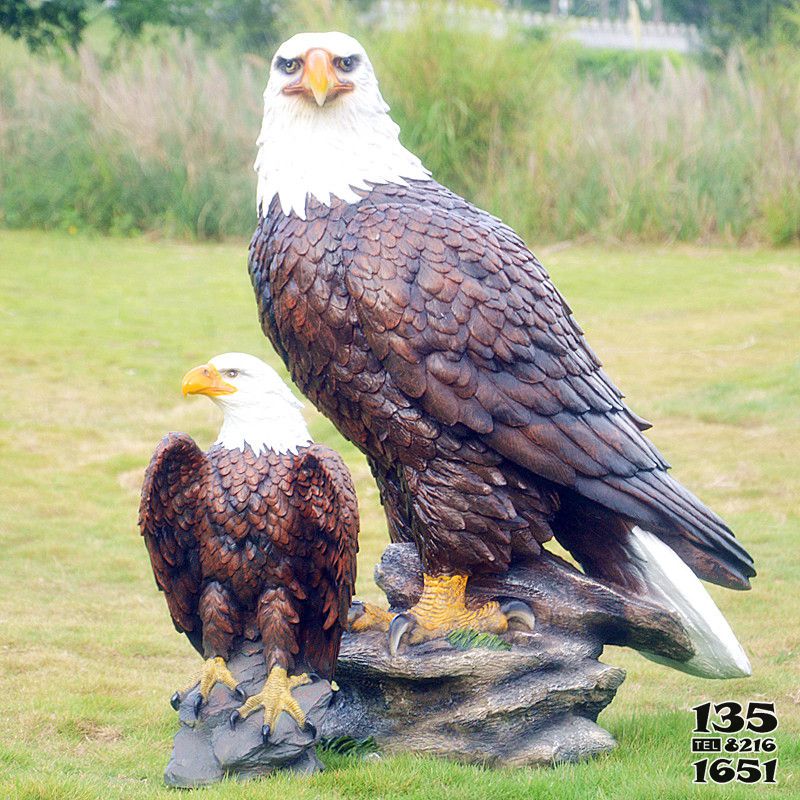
[
  {"left": 261, "top": 724, "right": 271, "bottom": 742},
  {"left": 229, "top": 710, "right": 241, "bottom": 730},
  {"left": 192, "top": 693, "right": 204, "bottom": 717},
  {"left": 307, "top": 671, "right": 321, "bottom": 682},
  {"left": 388, "top": 612, "right": 415, "bottom": 657},
  {"left": 304, "top": 721, "right": 317, "bottom": 738},
  {"left": 501, "top": 600, "right": 536, "bottom": 631},
  {"left": 233, "top": 684, "right": 247, "bottom": 702},
  {"left": 170, "top": 692, "right": 181, "bottom": 711}
]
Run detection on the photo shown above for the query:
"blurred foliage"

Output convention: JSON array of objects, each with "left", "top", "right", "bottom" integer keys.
[
  {"left": 0, "top": 0, "right": 90, "bottom": 50},
  {"left": 773, "top": 0, "right": 800, "bottom": 43},
  {"left": 562, "top": 45, "right": 686, "bottom": 82},
  {"left": 665, "top": 0, "right": 797, "bottom": 49},
  {"left": 109, "top": 0, "right": 282, "bottom": 52},
  {"left": 478, "top": 1, "right": 800, "bottom": 49},
  {"left": 0, "top": 0, "right": 283, "bottom": 52},
  {"left": 0, "top": 2, "right": 798, "bottom": 244},
  {"left": 3, "top": 0, "right": 799, "bottom": 54}
]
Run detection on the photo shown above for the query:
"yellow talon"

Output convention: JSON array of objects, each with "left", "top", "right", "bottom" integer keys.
[
  {"left": 346, "top": 575, "right": 533, "bottom": 657},
  {"left": 405, "top": 574, "right": 508, "bottom": 640},
  {"left": 234, "top": 666, "right": 311, "bottom": 731},
  {"left": 387, "top": 573, "right": 535, "bottom": 656},
  {"left": 197, "top": 656, "right": 238, "bottom": 698},
  {"left": 172, "top": 656, "right": 238, "bottom": 713},
  {"left": 348, "top": 600, "right": 394, "bottom": 633}
]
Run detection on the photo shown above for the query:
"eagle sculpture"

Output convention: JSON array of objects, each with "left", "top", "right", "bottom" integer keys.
[
  {"left": 139, "top": 353, "right": 358, "bottom": 738},
  {"left": 248, "top": 33, "right": 754, "bottom": 677}
]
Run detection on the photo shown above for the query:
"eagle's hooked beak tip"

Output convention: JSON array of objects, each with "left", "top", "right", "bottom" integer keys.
[{"left": 181, "top": 364, "right": 236, "bottom": 398}]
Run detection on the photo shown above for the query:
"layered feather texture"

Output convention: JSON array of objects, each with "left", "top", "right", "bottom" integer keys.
[{"left": 140, "top": 434, "right": 358, "bottom": 679}]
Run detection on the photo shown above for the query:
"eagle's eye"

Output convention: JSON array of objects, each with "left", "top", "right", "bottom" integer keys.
[
  {"left": 334, "top": 55, "right": 358, "bottom": 73},
  {"left": 225, "top": 369, "right": 239, "bottom": 378},
  {"left": 277, "top": 57, "right": 301, "bottom": 75}
]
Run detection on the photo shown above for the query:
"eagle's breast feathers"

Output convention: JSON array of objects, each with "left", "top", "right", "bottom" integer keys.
[
  {"left": 139, "top": 432, "right": 359, "bottom": 677},
  {"left": 248, "top": 180, "right": 754, "bottom": 590}
]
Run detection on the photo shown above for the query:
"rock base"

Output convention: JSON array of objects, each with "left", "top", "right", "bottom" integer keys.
[
  {"left": 320, "top": 542, "right": 694, "bottom": 767},
  {"left": 164, "top": 639, "right": 333, "bottom": 788},
  {"left": 324, "top": 627, "right": 623, "bottom": 767}
]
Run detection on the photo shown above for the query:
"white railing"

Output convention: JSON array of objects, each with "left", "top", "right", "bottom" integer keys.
[{"left": 366, "top": 1, "right": 702, "bottom": 52}]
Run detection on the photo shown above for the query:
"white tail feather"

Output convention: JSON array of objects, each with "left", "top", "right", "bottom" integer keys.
[{"left": 627, "top": 526, "right": 751, "bottom": 679}]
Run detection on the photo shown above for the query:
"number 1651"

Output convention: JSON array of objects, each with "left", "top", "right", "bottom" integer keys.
[{"left": 693, "top": 758, "right": 777, "bottom": 784}]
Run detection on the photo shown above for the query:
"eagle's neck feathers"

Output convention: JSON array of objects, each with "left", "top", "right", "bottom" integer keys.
[
  {"left": 255, "top": 94, "right": 430, "bottom": 220},
  {"left": 214, "top": 399, "right": 311, "bottom": 456}
]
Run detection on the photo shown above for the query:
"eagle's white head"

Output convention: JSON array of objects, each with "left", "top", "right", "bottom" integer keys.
[
  {"left": 181, "top": 352, "right": 312, "bottom": 455},
  {"left": 255, "top": 31, "right": 430, "bottom": 219}
]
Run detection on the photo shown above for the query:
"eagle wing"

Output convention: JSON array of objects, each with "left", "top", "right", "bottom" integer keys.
[
  {"left": 295, "top": 443, "right": 359, "bottom": 679},
  {"left": 139, "top": 432, "right": 209, "bottom": 655},
  {"left": 341, "top": 190, "right": 754, "bottom": 589}
]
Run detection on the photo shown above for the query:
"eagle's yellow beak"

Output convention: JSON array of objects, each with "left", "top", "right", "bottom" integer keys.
[
  {"left": 283, "top": 48, "right": 353, "bottom": 107},
  {"left": 305, "top": 48, "right": 336, "bottom": 107},
  {"left": 181, "top": 364, "right": 236, "bottom": 397}
]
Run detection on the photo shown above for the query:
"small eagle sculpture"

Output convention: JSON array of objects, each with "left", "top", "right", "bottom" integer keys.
[
  {"left": 247, "top": 32, "right": 754, "bottom": 678},
  {"left": 139, "top": 353, "right": 358, "bottom": 739}
]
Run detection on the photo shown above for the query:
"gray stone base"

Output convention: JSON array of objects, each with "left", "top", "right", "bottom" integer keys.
[
  {"left": 318, "top": 541, "right": 696, "bottom": 768},
  {"left": 323, "top": 627, "right": 624, "bottom": 767},
  {"left": 164, "top": 640, "right": 332, "bottom": 788}
]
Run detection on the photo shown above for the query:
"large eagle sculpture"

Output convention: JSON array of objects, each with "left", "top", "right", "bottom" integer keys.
[
  {"left": 248, "top": 32, "right": 755, "bottom": 677},
  {"left": 140, "top": 353, "right": 358, "bottom": 738}
]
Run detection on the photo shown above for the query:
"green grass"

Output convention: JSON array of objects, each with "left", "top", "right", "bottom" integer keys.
[
  {"left": 0, "top": 230, "right": 798, "bottom": 798},
  {"left": 446, "top": 629, "right": 512, "bottom": 652}
]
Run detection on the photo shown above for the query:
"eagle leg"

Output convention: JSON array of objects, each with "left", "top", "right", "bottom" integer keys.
[
  {"left": 170, "top": 656, "right": 240, "bottom": 716},
  {"left": 387, "top": 573, "right": 535, "bottom": 656},
  {"left": 229, "top": 666, "right": 311, "bottom": 742}
]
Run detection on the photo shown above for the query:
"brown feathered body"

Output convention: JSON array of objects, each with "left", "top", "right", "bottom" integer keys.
[
  {"left": 140, "top": 435, "right": 358, "bottom": 679},
  {"left": 248, "top": 180, "right": 754, "bottom": 591}
]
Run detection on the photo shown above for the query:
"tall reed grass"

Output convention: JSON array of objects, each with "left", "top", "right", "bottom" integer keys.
[{"left": 0, "top": 15, "right": 798, "bottom": 243}]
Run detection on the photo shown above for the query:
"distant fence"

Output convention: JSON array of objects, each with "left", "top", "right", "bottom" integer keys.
[{"left": 366, "top": 1, "right": 701, "bottom": 52}]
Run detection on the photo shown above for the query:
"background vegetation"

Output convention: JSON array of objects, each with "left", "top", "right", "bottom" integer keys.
[
  {"left": 3, "top": 0, "right": 797, "bottom": 50},
  {"left": 0, "top": 1, "right": 799, "bottom": 244},
  {"left": 1, "top": 230, "right": 798, "bottom": 798}
]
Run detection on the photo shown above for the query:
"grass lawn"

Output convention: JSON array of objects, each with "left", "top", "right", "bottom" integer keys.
[{"left": 0, "top": 230, "right": 798, "bottom": 799}]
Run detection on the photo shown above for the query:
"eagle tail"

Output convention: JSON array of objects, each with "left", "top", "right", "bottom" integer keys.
[{"left": 626, "top": 526, "right": 751, "bottom": 679}]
